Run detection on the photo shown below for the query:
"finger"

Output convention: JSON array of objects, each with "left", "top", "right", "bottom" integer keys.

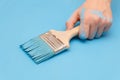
[
  {"left": 88, "top": 10, "right": 103, "bottom": 39},
  {"left": 79, "top": 8, "right": 90, "bottom": 39},
  {"left": 66, "top": 9, "right": 80, "bottom": 30},
  {"left": 79, "top": 21, "right": 90, "bottom": 39},
  {"left": 95, "top": 19, "right": 106, "bottom": 38},
  {"left": 102, "top": 9, "right": 112, "bottom": 32},
  {"left": 88, "top": 16, "right": 100, "bottom": 39},
  {"left": 104, "top": 18, "right": 112, "bottom": 32},
  {"left": 88, "top": 22, "right": 98, "bottom": 39}
]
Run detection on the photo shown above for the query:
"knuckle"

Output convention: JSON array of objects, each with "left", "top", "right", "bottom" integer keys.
[
  {"left": 107, "top": 19, "right": 112, "bottom": 24},
  {"left": 83, "top": 21, "right": 89, "bottom": 26},
  {"left": 101, "top": 19, "right": 107, "bottom": 25},
  {"left": 107, "top": 21, "right": 112, "bottom": 25},
  {"left": 94, "top": 16, "right": 100, "bottom": 23},
  {"left": 84, "top": 16, "right": 91, "bottom": 23},
  {"left": 104, "top": 20, "right": 108, "bottom": 24}
]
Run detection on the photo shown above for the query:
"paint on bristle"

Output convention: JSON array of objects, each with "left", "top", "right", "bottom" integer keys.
[{"left": 20, "top": 36, "right": 55, "bottom": 64}]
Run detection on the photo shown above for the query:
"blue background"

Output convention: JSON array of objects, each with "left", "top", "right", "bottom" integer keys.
[{"left": 0, "top": 0, "right": 120, "bottom": 80}]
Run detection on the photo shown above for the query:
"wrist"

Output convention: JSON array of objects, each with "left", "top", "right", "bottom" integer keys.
[
  {"left": 86, "top": 0, "right": 111, "bottom": 6},
  {"left": 86, "top": 0, "right": 111, "bottom": 3}
]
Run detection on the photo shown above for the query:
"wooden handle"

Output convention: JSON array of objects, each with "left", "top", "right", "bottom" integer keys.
[
  {"left": 64, "top": 25, "right": 80, "bottom": 40},
  {"left": 50, "top": 25, "right": 80, "bottom": 48}
]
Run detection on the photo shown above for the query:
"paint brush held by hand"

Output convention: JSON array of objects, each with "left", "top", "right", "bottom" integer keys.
[{"left": 20, "top": 25, "right": 80, "bottom": 64}]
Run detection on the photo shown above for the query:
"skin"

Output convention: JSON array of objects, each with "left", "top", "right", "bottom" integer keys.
[{"left": 66, "top": 0, "right": 112, "bottom": 39}]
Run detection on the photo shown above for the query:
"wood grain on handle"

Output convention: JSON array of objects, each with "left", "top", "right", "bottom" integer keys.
[
  {"left": 64, "top": 25, "right": 80, "bottom": 40},
  {"left": 50, "top": 25, "right": 80, "bottom": 48}
]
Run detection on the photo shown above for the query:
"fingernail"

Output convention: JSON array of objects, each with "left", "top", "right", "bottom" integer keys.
[
  {"left": 91, "top": 26, "right": 98, "bottom": 39},
  {"left": 103, "top": 31, "right": 107, "bottom": 35},
  {"left": 95, "top": 33, "right": 100, "bottom": 38},
  {"left": 91, "top": 31, "right": 97, "bottom": 39},
  {"left": 79, "top": 32, "right": 87, "bottom": 40}
]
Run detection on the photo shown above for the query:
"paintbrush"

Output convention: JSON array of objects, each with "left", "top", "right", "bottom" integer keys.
[{"left": 20, "top": 25, "right": 80, "bottom": 64}]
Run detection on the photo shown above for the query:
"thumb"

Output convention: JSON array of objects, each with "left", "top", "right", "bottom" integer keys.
[{"left": 66, "top": 9, "right": 80, "bottom": 30}]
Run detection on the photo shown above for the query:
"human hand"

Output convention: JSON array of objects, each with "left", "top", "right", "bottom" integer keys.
[{"left": 66, "top": 0, "right": 112, "bottom": 39}]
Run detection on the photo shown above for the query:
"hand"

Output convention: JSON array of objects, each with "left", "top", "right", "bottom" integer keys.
[{"left": 66, "top": 0, "right": 112, "bottom": 39}]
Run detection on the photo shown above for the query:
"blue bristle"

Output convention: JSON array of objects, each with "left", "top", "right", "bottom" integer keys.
[
  {"left": 24, "top": 41, "right": 42, "bottom": 52},
  {"left": 35, "top": 52, "right": 54, "bottom": 63},
  {"left": 21, "top": 37, "right": 40, "bottom": 49},
  {"left": 20, "top": 36, "right": 55, "bottom": 64}
]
